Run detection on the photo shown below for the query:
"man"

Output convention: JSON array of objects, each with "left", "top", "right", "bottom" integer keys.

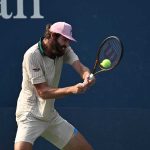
[{"left": 14, "top": 22, "right": 95, "bottom": 150}]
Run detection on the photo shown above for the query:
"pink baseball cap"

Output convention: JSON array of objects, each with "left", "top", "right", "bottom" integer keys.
[{"left": 49, "top": 22, "right": 76, "bottom": 42}]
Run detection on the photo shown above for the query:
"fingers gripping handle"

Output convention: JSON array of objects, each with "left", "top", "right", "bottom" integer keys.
[{"left": 88, "top": 73, "right": 95, "bottom": 80}]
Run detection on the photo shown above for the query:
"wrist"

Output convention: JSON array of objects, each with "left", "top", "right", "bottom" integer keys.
[
  {"left": 66, "top": 86, "right": 75, "bottom": 94},
  {"left": 83, "top": 71, "right": 90, "bottom": 80}
]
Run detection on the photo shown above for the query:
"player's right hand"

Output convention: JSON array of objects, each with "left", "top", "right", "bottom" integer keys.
[{"left": 71, "top": 83, "right": 87, "bottom": 94}]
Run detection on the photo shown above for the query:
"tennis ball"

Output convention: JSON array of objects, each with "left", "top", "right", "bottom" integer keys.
[{"left": 100, "top": 59, "right": 111, "bottom": 68}]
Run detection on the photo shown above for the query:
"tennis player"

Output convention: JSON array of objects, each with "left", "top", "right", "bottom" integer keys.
[{"left": 14, "top": 22, "right": 95, "bottom": 150}]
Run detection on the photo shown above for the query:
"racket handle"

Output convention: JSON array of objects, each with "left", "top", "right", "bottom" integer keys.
[{"left": 88, "top": 73, "right": 95, "bottom": 80}]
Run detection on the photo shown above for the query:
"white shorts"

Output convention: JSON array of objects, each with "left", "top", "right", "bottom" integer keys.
[{"left": 15, "top": 111, "right": 75, "bottom": 149}]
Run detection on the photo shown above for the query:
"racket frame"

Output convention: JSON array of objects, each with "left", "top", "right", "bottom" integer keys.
[{"left": 92, "top": 36, "right": 124, "bottom": 76}]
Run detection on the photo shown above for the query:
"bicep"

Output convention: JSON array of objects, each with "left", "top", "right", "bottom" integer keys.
[{"left": 25, "top": 53, "right": 46, "bottom": 84}]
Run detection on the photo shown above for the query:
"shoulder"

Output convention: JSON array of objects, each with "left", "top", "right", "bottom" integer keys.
[
  {"left": 65, "top": 46, "right": 73, "bottom": 52},
  {"left": 64, "top": 46, "right": 76, "bottom": 56},
  {"left": 24, "top": 43, "right": 42, "bottom": 61}
]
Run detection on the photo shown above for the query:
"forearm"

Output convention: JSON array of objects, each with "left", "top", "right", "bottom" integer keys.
[
  {"left": 38, "top": 86, "right": 74, "bottom": 100},
  {"left": 72, "top": 60, "right": 91, "bottom": 80},
  {"left": 72, "top": 60, "right": 95, "bottom": 88},
  {"left": 81, "top": 65, "right": 91, "bottom": 80}
]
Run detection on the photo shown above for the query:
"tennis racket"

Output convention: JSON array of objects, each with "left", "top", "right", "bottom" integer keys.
[{"left": 89, "top": 36, "right": 123, "bottom": 80}]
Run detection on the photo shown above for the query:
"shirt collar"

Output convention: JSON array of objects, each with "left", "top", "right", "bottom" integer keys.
[{"left": 38, "top": 37, "right": 46, "bottom": 56}]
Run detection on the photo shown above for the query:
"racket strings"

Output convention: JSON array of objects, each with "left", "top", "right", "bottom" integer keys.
[{"left": 99, "top": 39, "right": 122, "bottom": 68}]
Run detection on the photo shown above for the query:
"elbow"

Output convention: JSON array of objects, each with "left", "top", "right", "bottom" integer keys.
[
  {"left": 34, "top": 83, "right": 53, "bottom": 99},
  {"left": 37, "top": 89, "right": 55, "bottom": 100},
  {"left": 37, "top": 90, "right": 48, "bottom": 100}
]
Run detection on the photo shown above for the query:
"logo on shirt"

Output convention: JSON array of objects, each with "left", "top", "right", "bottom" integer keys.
[{"left": 32, "top": 68, "right": 40, "bottom": 72}]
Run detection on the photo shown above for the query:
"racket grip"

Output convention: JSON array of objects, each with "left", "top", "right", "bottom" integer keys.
[{"left": 88, "top": 73, "right": 95, "bottom": 80}]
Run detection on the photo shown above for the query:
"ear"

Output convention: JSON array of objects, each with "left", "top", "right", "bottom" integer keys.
[{"left": 51, "top": 32, "right": 56, "bottom": 40}]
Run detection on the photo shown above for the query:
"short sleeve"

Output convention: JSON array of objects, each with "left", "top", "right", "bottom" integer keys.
[
  {"left": 24, "top": 51, "right": 46, "bottom": 84},
  {"left": 63, "top": 46, "right": 79, "bottom": 65}
]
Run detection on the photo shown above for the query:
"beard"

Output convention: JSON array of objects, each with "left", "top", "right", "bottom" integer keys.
[{"left": 51, "top": 40, "right": 66, "bottom": 58}]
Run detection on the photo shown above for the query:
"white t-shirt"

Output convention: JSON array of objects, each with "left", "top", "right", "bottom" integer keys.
[{"left": 16, "top": 41, "right": 79, "bottom": 121}]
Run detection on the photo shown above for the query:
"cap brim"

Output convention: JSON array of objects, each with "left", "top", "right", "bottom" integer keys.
[{"left": 62, "top": 34, "right": 76, "bottom": 42}]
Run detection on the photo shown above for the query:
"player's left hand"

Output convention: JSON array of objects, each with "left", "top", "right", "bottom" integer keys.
[{"left": 83, "top": 73, "right": 96, "bottom": 87}]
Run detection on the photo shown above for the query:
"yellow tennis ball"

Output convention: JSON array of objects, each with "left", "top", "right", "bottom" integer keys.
[{"left": 100, "top": 59, "right": 111, "bottom": 68}]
